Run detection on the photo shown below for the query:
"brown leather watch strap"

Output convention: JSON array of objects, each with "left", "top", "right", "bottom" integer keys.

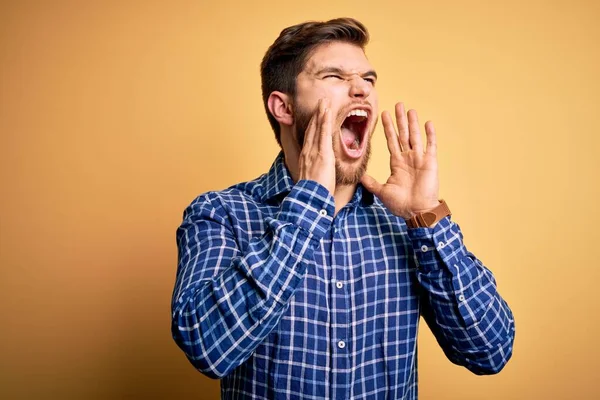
[{"left": 405, "top": 199, "right": 451, "bottom": 228}]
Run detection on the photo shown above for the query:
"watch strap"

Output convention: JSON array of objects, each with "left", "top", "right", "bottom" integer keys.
[{"left": 406, "top": 199, "right": 451, "bottom": 228}]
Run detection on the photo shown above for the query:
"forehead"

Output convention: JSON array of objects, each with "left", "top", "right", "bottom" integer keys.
[{"left": 303, "top": 41, "right": 373, "bottom": 75}]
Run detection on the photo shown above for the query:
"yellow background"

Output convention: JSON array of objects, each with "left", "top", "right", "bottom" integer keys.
[{"left": 1, "top": 1, "right": 599, "bottom": 399}]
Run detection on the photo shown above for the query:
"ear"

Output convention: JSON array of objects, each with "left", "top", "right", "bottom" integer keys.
[{"left": 267, "top": 91, "right": 294, "bottom": 127}]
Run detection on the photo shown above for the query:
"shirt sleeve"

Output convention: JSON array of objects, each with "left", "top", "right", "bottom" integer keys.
[
  {"left": 407, "top": 216, "right": 516, "bottom": 375},
  {"left": 171, "top": 180, "right": 334, "bottom": 379}
]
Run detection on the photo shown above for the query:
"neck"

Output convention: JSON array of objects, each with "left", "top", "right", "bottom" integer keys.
[{"left": 333, "top": 183, "right": 357, "bottom": 216}]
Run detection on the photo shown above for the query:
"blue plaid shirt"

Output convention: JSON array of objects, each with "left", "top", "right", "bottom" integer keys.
[{"left": 172, "top": 153, "right": 515, "bottom": 399}]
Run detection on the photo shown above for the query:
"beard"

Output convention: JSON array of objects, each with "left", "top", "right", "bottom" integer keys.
[{"left": 294, "top": 103, "right": 373, "bottom": 186}]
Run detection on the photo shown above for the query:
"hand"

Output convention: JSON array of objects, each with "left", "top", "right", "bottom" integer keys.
[
  {"left": 361, "top": 102, "right": 439, "bottom": 220},
  {"left": 298, "top": 98, "right": 336, "bottom": 196}
]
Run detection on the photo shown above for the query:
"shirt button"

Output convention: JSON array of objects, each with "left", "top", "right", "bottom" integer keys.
[
  {"left": 337, "top": 340, "right": 346, "bottom": 349},
  {"left": 319, "top": 209, "right": 327, "bottom": 217},
  {"left": 438, "top": 241, "right": 445, "bottom": 249},
  {"left": 336, "top": 281, "right": 344, "bottom": 289},
  {"left": 420, "top": 245, "right": 428, "bottom": 252},
  {"left": 458, "top": 294, "right": 466, "bottom": 302}
]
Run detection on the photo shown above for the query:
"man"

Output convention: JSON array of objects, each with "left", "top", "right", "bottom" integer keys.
[{"left": 172, "top": 18, "right": 515, "bottom": 400}]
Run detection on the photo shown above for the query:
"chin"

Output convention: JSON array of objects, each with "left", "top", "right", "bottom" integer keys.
[{"left": 335, "top": 141, "right": 371, "bottom": 185}]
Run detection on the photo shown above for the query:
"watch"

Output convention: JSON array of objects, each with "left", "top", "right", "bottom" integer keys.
[{"left": 405, "top": 199, "right": 451, "bottom": 228}]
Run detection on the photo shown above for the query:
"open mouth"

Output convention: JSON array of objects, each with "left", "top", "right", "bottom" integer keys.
[{"left": 340, "top": 108, "right": 369, "bottom": 158}]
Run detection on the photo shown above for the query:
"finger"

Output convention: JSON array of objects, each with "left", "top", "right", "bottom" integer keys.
[
  {"left": 302, "top": 114, "right": 317, "bottom": 151},
  {"left": 395, "top": 102, "right": 410, "bottom": 151},
  {"left": 407, "top": 109, "right": 423, "bottom": 153},
  {"left": 302, "top": 99, "right": 321, "bottom": 151},
  {"left": 312, "top": 98, "right": 326, "bottom": 153},
  {"left": 319, "top": 99, "right": 333, "bottom": 152},
  {"left": 425, "top": 120, "right": 437, "bottom": 157},
  {"left": 382, "top": 110, "right": 402, "bottom": 156},
  {"left": 360, "top": 174, "right": 384, "bottom": 197}
]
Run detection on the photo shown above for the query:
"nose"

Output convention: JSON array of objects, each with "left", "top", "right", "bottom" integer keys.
[{"left": 348, "top": 75, "right": 372, "bottom": 98}]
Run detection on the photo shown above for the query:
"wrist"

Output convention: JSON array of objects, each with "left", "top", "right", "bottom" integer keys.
[
  {"left": 401, "top": 202, "right": 439, "bottom": 221},
  {"left": 405, "top": 199, "right": 451, "bottom": 228}
]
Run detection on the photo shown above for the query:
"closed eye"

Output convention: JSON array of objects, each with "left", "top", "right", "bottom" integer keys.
[
  {"left": 364, "top": 77, "right": 376, "bottom": 85},
  {"left": 324, "top": 75, "right": 343, "bottom": 80}
]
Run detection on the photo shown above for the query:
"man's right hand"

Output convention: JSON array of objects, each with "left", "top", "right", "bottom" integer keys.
[{"left": 298, "top": 98, "right": 336, "bottom": 196}]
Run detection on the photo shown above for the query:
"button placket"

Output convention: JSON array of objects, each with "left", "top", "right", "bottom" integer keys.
[{"left": 330, "top": 222, "right": 349, "bottom": 394}]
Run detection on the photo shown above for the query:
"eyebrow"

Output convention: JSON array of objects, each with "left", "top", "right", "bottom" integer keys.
[{"left": 315, "top": 66, "right": 378, "bottom": 80}]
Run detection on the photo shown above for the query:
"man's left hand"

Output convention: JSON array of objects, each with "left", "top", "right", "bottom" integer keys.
[{"left": 361, "top": 102, "right": 440, "bottom": 220}]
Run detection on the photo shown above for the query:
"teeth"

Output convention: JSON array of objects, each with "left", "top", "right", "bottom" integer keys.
[{"left": 346, "top": 109, "right": 368, "bottom": 118}]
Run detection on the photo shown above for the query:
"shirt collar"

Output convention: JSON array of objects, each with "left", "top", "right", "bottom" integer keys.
[
  {"left": 261, "top": 152, "right": 295, "bottom": 202},
  {"left": 261, "top": 151, "right": 374, "bottom": 207}
]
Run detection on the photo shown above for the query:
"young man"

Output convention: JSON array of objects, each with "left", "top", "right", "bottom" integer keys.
[{"left": 172, "top": 18, "right": 515, "bottom": 400}]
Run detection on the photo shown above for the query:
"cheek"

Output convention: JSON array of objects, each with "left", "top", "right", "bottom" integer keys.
[
  {"left": 327, "top": 86, "right": 348, "bottom": 105},
  {"left": 298, "top": 82, "right": 374, "bottom": 124},
  {"left": 307, "top": 83, "right": 346, "bottom": 106},
  {"left": 332, "top": 134, "right": 344, "bottom": 155},
  {"left": 369, "top": 94, "right": 379, "bottom": 113}
]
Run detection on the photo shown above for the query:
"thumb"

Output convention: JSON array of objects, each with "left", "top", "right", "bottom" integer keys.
[{"left": 361, "top": 174, "right": 384, "bottom": 196}]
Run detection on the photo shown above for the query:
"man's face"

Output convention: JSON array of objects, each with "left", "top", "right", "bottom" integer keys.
[{"left": 293, "top": 41, "right": 379, "bottom": 185}]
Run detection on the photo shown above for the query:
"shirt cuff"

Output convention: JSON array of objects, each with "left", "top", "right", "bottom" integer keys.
[
  {"left": 407, "top": 216, "right": 465, "bottom": 271},
  {"left": 276, "top": 179, "right": 334, "bottom": 242}
]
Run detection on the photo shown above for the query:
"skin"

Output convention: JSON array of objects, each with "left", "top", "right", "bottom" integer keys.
[
  {"left": 292, "top": 97, "right": 372, "bottom": 186},
  {"left": 268, "top": 41, "right": 440, "bottom": 221}
]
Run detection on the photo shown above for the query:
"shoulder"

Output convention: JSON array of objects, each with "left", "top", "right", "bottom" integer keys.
[{"left": 182, "top": 173, "right": 268, "bottom": 222}]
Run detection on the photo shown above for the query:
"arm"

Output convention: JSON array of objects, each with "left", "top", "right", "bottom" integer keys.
[
  {"left": 408, "top": 217, "right": 515, "bottom": 374},
  {"left": 172, "top": 181, "right": 333, "bottom": 379},
  {"left": 173, "top": 98, "right": 337, "bottom": 379},
  {"left": 361, "top": 102, "right": 515, "bottom": 374}
]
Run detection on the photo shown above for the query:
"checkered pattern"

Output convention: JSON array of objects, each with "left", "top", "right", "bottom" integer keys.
[{"left": 172, "top": 153, "right": 515, "bottom": 399}]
